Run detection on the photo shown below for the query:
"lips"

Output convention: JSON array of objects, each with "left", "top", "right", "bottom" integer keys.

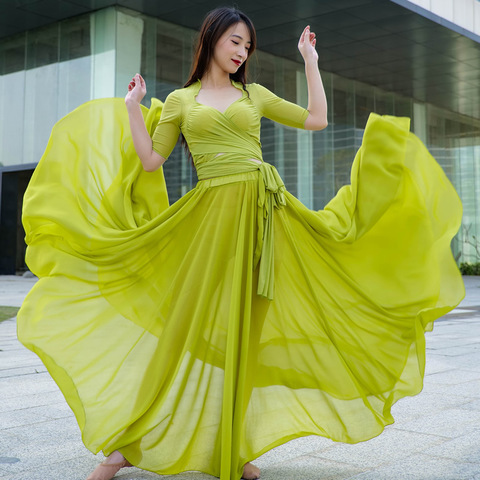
[{"left": 232, "top": 59, "right": 241, "bottom": 66}]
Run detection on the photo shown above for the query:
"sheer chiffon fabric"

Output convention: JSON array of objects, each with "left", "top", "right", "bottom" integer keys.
[{"left": 17, "top": 94, "right": 464, "bottom": 480}]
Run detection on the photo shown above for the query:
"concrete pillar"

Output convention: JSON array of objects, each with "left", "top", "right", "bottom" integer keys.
[
  {"left": 115, "top": 10, "right": 144, "bottom": 97},
  {"left": 90, "top": 8, "right": 116, "bottom": 99},
  {"left": 413, "top": 102, "right": 427, "bottom": 144}
]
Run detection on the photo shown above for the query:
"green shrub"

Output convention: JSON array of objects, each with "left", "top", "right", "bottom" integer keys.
[{"left": 459, "top": 262, "right": 480, "bottom": 275}]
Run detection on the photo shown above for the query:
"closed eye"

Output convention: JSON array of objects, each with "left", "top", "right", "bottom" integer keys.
[{"left": 232, "top": 40, "right": 250, "bottom": 50}]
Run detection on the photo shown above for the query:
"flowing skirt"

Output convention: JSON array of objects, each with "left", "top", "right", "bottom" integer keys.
[{"left": 17, "top": 98, "right": 465, "bottom": 480}]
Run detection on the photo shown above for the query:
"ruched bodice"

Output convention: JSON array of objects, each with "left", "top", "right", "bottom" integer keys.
[{"left": 152, "top": 79, "right": 308, "bottom": 167}]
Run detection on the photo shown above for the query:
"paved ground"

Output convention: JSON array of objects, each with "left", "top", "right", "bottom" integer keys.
[{"left": 1, "top": 274, "right": 479, "bottom": 480}]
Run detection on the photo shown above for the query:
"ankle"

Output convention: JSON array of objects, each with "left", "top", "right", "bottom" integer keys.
[{"left": 103, "top": 450, "right": 124, "bottom": 464}]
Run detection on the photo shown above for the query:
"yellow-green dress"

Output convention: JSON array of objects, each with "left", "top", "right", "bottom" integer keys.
[{"left": 17, "top": 79, "right": 464, "bottom": 480}]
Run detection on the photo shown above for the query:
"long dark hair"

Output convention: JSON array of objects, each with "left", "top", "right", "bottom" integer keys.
[
  {"left": 184, "top": 7, "right": 257, "bottom": 89},
  {"left": 182, "top": 7, "right": 257, "bottom": 161}
]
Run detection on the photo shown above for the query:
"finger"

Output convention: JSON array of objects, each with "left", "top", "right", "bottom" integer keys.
[{"left": 300, "top": 26, "right": 308, "bottom": 42}]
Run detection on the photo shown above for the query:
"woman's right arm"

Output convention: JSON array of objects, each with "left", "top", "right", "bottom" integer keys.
[{"left": 125, "top": 74, "right": 166, "bottom": 172}]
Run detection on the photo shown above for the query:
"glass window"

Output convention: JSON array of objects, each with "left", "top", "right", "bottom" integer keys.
[
  {"left": 1, "top": 33, "right": 25, "bottom": 74},
  {"left": 0, "top": 35, "right": 26, "bottom": 166},
  {"left": 355, "top": 82, "right": 374, "bottom": 131},
  {"left": 26, "top": 24, "right": 58, "bottom": 69},
  {"left": 374, "top": 89, "right": 394, "bottom": 116},
  {"left": 58, "top": 16, "right": 91, "bottom": 117},
  {"left": 60, "top": 15, "right": 91, "bottom": 62}
]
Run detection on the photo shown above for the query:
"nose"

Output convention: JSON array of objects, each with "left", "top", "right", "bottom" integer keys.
[{"left": 238, "top": 45, "right": 248, "bottom": 58}]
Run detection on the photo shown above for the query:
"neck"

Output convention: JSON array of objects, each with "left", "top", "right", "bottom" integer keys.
[{"left": 200, "top": 66, "right": 232, "bottom": 89}]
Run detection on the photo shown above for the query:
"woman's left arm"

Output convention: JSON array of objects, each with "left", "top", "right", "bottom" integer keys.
[{"left": 298, "top": 26, "right": 328, "bottom": 131}]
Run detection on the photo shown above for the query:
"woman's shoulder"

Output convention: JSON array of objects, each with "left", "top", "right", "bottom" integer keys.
[
  {"left": 163, "top": 84, "right": 198, "bottom": 115},
  {"left": 245, "top": 83, "right": 276, "bottom": 106},
  {"left": 245, "top": 82, "right": 263, "bottom": 93},
  {"left": 166, "top": 85, "right": 195, "bottom": 101}
]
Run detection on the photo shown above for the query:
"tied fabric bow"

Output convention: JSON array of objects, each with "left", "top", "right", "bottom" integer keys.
[
  {"left": 254, "top": 162, "right": 286, "bottom": 300},
  {"left": 196, "top": 159, "right": 287, "bottom": 301}
]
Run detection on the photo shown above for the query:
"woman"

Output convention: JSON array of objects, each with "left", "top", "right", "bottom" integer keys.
[{"left": 17, "top": 6, "right": 464, "bottom": 480}]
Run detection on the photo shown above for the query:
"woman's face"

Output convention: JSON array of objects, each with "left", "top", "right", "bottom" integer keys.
[{"left": 211, "top": 22, "right": 252, "bottom": 74}]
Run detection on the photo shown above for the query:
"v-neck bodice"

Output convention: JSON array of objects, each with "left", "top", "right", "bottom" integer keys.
[
  {"left": 193, "top": 79, "right": 246, "bottom": 115},
  {"left": 152, "top": 80, "right": 310, "bottom": 171}
]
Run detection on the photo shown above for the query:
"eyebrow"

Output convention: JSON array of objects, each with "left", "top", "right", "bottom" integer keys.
[{"left": 231, "top": 34, "right": 252, "bottom": 45}]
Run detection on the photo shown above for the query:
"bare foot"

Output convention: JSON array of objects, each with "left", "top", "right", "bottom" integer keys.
[
  {"left": 86, "top": 450, "right": 132, "bottom": 480},
  {"left": 243, "top": 462, "right": 261, "bottom": 479}
]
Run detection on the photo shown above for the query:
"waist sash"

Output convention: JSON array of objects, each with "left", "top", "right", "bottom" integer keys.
[{"left": 196, "top": 160, "right": 286, "bottom": 300}]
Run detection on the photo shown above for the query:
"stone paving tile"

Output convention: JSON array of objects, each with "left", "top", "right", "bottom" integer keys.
[
  {"left": 390, "top": 391, "right": 472, "bottom": 425},
  {"left": 0, "top": 390, "right": 64, "bottom": 414},
  {"left": 347, "top": 453, "right": 479, "bottom": 480},
  {"left": 258, "top": 455, "right": 366, "bottom": 480},
  {"left": 0, "top": 364, "right": 48, "bottom": 378},
  {"left": 0, "top": 277, "right": 37, "bottom": 307},
  {"left": 310, "top": 428, "right": 446, "bottom": 469},
  {"left": 458, "top": 398, "right": 480, "bottom": 411},
  {"left": 0, "top": 349, "right": 42, "bottom": 365},
  {"left": 423, "top": 378, "right": 480, "bottom": 398},
  {"left": 0, "top": 409, "right": 53, "bottom": 429},
  {"left": 421, "top": 429, "right": 480, "bottom": 464},
  {"left": 425, "top": 368, "right": 480, "bottom": 385},
  {"left": 0, "top": 468, "right": 13, "bottom": 480},
  {"left": 254, "top": 435, "right": 332, "bottom": 467},
  {"left": 2, "top": 455, "right": 117, "bottom": 480},
  {"left": 428, "top": 344, "right": 480, "bottom": 356},
  {"left": 0, "top": 422, "right": 90, "bottom": 476},
  {"left": 423, "top": 355, "right": 456, "bottom": 375},
  {"left": 0, "top": 371, "right": 59, "bottom": 398},
  {"left": 427, "top": 352, "right": 480, "bottom": 372},
  {"left": 393, "top": 408, "right": 480, "bottom": 438},
  {"left": 452, "top": 355, "right": 480, "bottom": 372},
  {"left": 7, "top": 417, "right": 83, "bottom": 446},
  {"left": 0, "top": 430, "right": 22, "bottom": 459},
  {"left": 21, "top": 402, "right": 75, "bottom": 420}
]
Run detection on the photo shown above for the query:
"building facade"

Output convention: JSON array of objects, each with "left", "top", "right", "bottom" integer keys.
[{"left": 1, "top": 0, "right": 480, "bottom": 273}]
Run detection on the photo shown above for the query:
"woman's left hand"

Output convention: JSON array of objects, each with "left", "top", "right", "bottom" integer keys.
[
  {"left": 298, "top": 26, "right": 318, "bottom": 63},
  {"left": 125, "top": 73, "right": 147, "bottom": 106}
]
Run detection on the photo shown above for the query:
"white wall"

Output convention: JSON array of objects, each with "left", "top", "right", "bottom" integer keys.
[{"left": 405, "top": 0, "right": 480, "bottom": 35}]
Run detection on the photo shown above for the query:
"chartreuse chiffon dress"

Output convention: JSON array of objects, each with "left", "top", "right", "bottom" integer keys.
[{"left": 17, "top": 79, "right": 464, "bottom": 480}]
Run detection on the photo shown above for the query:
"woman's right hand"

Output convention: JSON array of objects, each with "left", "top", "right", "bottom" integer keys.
[{"left": 125, "top": 73, "right": 147, "bottom": 106}]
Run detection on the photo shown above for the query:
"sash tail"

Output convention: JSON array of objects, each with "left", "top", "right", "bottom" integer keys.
[
  {"left": 196, "top": 160, "right": 286, "bottom": 300},
  {"left": 254, "top": 163, "right": 286, "bottom": 300}
]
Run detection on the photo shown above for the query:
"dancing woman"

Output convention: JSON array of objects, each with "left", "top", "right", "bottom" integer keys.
[{"left": 17, "top": 6, "right": 464, "bottom": 480}]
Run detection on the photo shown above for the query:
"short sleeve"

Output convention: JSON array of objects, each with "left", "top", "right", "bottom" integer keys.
[
  {"left": 152, "top": 91, "right": 182, "bottom": 158},
  {"left": 248, "top": 83, "right": 309, "bottom": 129}
]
